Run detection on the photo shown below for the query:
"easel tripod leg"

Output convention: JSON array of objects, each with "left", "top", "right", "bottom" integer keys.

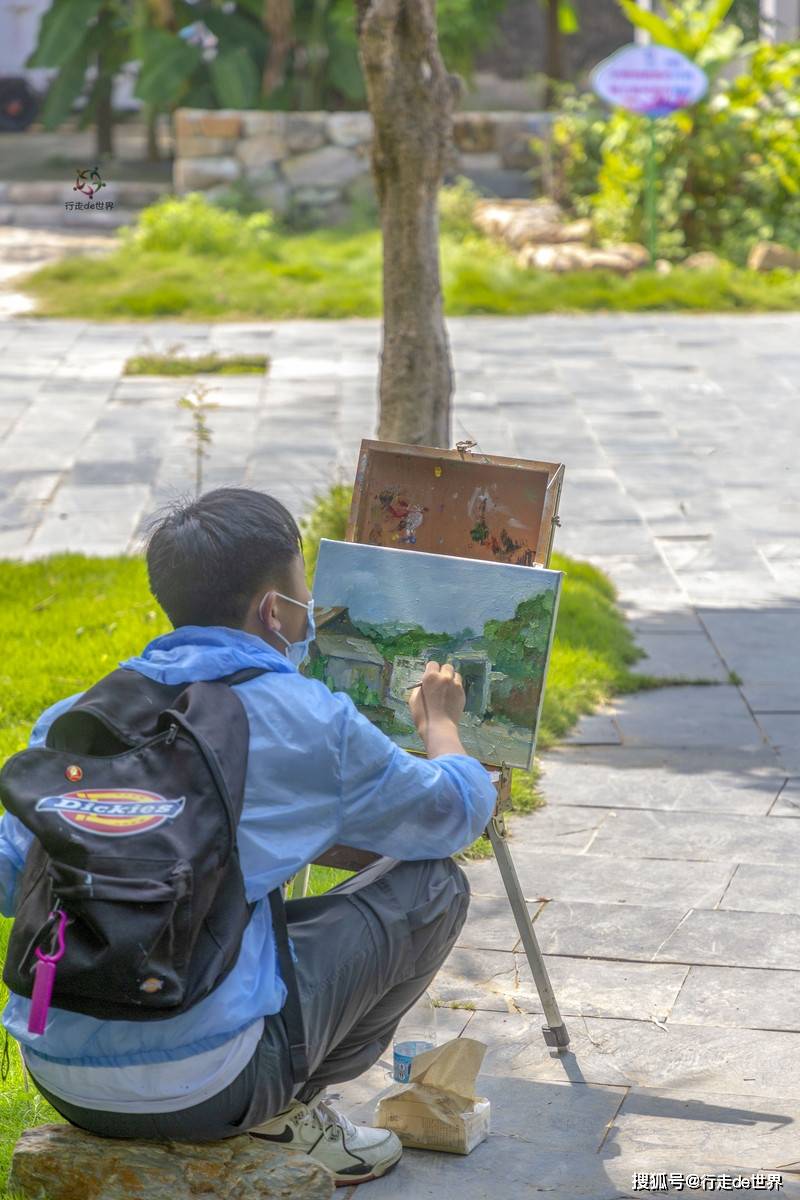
[{"left": 486, "top": 818, "right": 570, "bottom": 1049}]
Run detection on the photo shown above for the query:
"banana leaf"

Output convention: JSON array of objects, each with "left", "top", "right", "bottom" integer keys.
[
  {"left": 26, "top": 0, "right": 104, "bottom": 68},
  {"left": 134, "top": 28, "right": 202, "bottom": 107},
  {"left": 210, "top": 46, "right": 260, "bottom": 109}
]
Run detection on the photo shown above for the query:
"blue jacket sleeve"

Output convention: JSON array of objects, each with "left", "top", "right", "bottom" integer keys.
[{"left": 334, "top": 692, "right": 497, "bottom": 859}]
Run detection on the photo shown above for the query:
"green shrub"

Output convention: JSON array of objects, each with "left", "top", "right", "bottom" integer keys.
[
  {"left": 550, "top": 0, "right": 800, "bottom": 263},
  {"left": 439, "top": 177, "right": 484, "bottom": 242},
  {"left": 122, "top": 193, "right": 276, "bottom": 258}
]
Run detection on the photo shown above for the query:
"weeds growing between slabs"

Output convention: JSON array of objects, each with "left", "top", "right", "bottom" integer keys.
[{"left": 0, "top": 487, "right": 698, "bottom": 1185}]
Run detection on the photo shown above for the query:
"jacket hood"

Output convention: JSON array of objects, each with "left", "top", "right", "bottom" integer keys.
[{"left": 120, "top": 625, "right": 295, "bottom": 684}]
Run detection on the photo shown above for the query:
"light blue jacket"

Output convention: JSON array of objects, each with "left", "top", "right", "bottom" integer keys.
[{"left": 0, "top": 626, "right": 496, "bottom": 1068}]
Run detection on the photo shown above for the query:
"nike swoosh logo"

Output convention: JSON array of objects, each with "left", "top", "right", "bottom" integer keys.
[{"left": 249, "top": 1127, "right": 294, "bottom": 1143}]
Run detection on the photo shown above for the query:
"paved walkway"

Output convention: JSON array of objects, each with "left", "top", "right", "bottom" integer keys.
[{"left": 2, "top": 314, "right": 799, "bottom": 1197}]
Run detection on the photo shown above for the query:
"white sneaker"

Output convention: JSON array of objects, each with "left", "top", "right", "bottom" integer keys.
[{"left": 248, "top": 1091, "right": 403, "bottom": 1186}]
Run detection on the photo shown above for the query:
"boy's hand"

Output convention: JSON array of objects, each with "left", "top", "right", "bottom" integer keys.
[{"left": 408, "top": 661, "right": 466, "bottom": 745}]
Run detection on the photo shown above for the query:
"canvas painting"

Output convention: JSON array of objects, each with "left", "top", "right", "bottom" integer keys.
[{"left": 308, "top": 539, "right": 562, "bottom": 769}]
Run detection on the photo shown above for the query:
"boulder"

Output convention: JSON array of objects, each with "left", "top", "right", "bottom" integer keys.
[
  {"left": 519, "top": 241, "right": 648, "bottom": 274},
  {"left": 473, "top": 198, "right": 565, "bottom": 244},
  {"left": 326, "top": 112, "right": 373, "bottom": 148},
  {"left": 683, "top": 251, "right": 727, "bottom": 271},
  {"left": 8, "top": 1123, "right": 334, "bottom": 1200},
  {"left": 283, "top": 145, "right": 366, "bottom": 190},
  {"left": 285, "top": 114, "right": 328, "bottom": 154},
  {"left": 250, "top": 180, "right": 291, "bottom": 216},
  {"left": 179, "top": 136, "right": 241, "bottom": 159},
  {"left": 237, "top": 135, "right": 287, "bottom": 170},
  {"left": 174, "top": 111, "right": 242, "bottom": 141},
  {"left": 747, "top": 240, "right": 800, "bottom": 272},
  {"left": 241, "top": 112, "right": 288, "bottom": 140},
  {"left": 174, "top": 157, "right": 241, "bottom": 192},
  {"left": 655, "top": 258, "right": 673, "bottom": 275}
]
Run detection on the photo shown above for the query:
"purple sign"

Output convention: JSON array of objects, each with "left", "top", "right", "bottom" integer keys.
[{"left": 591, "top": 43, "right": 708, "bottom": 119}]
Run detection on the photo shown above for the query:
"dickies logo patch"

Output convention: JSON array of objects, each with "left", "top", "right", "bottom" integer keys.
[{"left": 35, "top": 789, "right": 186, "bottom": 837}]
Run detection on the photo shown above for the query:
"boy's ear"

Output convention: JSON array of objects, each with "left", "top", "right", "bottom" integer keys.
[{"left": 257, "top": 589, "right": 281, "bottom": 631}]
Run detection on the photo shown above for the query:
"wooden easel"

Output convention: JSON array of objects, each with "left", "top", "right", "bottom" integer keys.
[{"left": 290, "top": 440, "right": 570, "bottom": 1050}]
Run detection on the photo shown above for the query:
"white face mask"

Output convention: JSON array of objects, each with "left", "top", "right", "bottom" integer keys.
[{"left": 258, "top": 590, "right": 316, "bottom": 667}]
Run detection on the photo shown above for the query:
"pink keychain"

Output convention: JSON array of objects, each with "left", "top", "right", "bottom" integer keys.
[{"left": 28, "top": 908, "right": 68, "bottom": 1036}]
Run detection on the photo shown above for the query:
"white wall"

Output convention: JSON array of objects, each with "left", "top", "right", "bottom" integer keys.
[{"left": 0, "top": 0, "right": 53, "bottom": 88}]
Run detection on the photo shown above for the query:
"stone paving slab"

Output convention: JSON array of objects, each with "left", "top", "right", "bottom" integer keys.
[
  {"left": 582, "top": 807, "right": 800, "bottom": 866},
  {"left": 537, "top": 746, "right": 786, "bottom": 816},
  {"left": 610, "top": 1087, "right": 800, "bottom": 1172},
  {"left": 464, "top": 1010, "right": 800, "bottom": 1101},
  {"left": 456, "top": 896, "right": 543, "bottom": 952},
  {"left": 629, "top": 631, "right": 730, "bottom": 682},
  {"left": 720, "top": 862, "right": 800, "bottom": 914},
  {"left": 532, "top": 900, "right": 690, "bottom": 962},
  {"left": 697, "top": 609, "right": 800, "bottom": 687},
  {"left": 431, "top": 947, "right": 688, "bottom": 1022},
  {"left": 608, "top": 687, "right": 768, "bottom": 750},
  {"left": 654, "top": 909, "right": 800, "bottom": 970},
  {"left": 562, "top": 713, "right": 623, "bottom": 746},
  {"left": 768, "top": 780, "right": 800, "bottom": 819},
  {"left": 755, "top": 714, "right": 800, "bottom": 773},
  {"left": 669, "top": 966, "right": 800, "bottom": 1032},
  {"left": 464, "top": 847, "right": 733, "bottom": 908}
]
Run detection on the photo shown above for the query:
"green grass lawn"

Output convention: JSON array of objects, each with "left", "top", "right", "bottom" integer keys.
[
  {"left": 0, "top": 532, "right": 686, "bottom": 1191},
  {"left": 20, "top": 200, "right": 800, "bottom": 319}
]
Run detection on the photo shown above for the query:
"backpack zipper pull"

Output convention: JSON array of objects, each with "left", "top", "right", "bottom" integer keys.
[
  {"left": 28, "top": 909, "right": 68, "bottom": 1036},
  {"left": 166, "top": 722, "right": 178, "bottom": 745}
]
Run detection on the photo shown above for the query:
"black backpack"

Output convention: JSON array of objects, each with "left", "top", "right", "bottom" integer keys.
[{"left": 0, "top": 665, "right": 308, "bottom": 1083}]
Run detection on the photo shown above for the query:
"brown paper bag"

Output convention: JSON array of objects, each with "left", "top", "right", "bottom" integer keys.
[{"left": 374, "top": 1037, "right": 490, "bottom": 1154}]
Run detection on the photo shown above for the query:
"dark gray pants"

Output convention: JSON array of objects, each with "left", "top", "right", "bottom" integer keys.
[{"left": 29, "top": 855, "right": 470, "bottom": 1142}]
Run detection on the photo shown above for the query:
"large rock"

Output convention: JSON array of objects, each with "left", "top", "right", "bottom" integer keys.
[
  {"left": 285, "top": 114, "right": 327, "bottom": 154},
  {"left": 8, "top": 1124, "right": 334, "bottom": 1200},
  {"left": 473, "top": 198, "right": 565, "bottom": 245},
  {"left": 326, "top": 112, "right": 372, "bottom": 148},
  {"left": 174, "top": 110, "right": 243, "bottom": 141},
  {"left": 241, "top": 112, "right": 287, "bottom": 140},
  {"left": 283, "top": 145, "right": 366, "bottom": 190},
  {"left": 683, "top": 251, "right": 727, "bottom": 271},
  {"left": 250, "top": 180, "right": 291, "bottom": 216},
  {"left": 747, "top": 240, "right": 800, "bottom": 272},
  {"left": 174, "top": 157, "right": 241, "bottom": 192},
  {"left": 519, "top": 241, "right": 649, "bottom": 274},
  {"left": 237, "top": 135, "right": 287, "bottom": 171}
]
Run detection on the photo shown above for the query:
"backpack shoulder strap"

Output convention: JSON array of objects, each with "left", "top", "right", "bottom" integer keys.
[
  {"left": 268, "top": 888, "right": 309, "bottom": 1083},
  {"left": 220, "top": 667, "right": 269, "bottom": 687}
]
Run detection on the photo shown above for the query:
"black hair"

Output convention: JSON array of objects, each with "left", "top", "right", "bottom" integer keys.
[{"left": 145, "top": 487, "right": 303, "bottom": 628}]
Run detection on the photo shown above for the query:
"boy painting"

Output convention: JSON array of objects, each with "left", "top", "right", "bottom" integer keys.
[{"left": 0, "top": 487, "right": 496, "bottom": 1187}]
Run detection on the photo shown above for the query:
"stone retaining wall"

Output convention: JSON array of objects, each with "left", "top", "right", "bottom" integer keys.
[{"left": 174, "top": 109, "right": 553, "bottom": 221}]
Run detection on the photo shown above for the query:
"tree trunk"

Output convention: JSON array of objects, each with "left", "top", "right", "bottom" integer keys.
[
  {"left": 94, "top": 56, "right": 114, "bottom": 160},
  {"left": 262, "top": 0, "right": 295, "bottom": 97},
  {"left": 356, "top": 0, "right": 454, "bottom": 448},
  {"left": 543, "top": 0, "right": 562, "bottom": 109},
  {"left": 145, "top": 106, "right": 160, "bottom": 161}
]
